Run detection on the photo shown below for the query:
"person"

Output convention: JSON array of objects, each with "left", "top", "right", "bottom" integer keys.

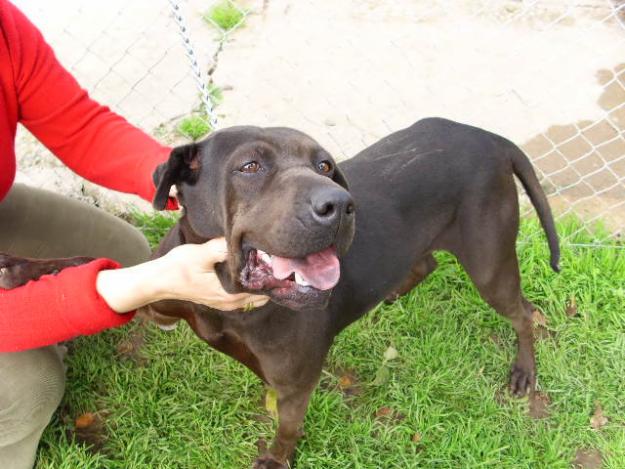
[{"left": 0, "top": 1, "right": 268, "bottom": 467}]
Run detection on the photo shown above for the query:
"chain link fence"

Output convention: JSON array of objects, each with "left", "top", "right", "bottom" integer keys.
[{"left": 12, "top": 0, "right": 625, "bottom": 246}]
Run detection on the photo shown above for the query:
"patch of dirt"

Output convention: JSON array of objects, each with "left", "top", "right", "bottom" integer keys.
[
  {"left": 72, "top": 412, "right": 108, "bottom": 452},
  {"left": 55, "top": 402, "right": 109, "bottom": 454},
  {"left": 528, "top": 391, "right": 551, "bottom": 419},
  {"left": 116, "top": 324, "right": 148, "bottom": 366},
  {"left": 573, "top": 448, "right": 603, "bottom": 469}
]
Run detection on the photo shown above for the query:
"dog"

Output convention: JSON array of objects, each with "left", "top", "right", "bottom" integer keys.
[{"left": 1, "top": 118, "right": 559, "bottom": 468}]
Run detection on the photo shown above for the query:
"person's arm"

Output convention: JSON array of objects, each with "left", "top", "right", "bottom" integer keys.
[
  {"left": 0, "top": 239, "right": 267, "bottom": 353},
  {"left": 6, "top": 1, "right": 170, "bottom": 203}
]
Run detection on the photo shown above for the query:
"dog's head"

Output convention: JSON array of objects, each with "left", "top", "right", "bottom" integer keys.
[{"left": 153, "top": 126, "right": 355, "bottom": 311}]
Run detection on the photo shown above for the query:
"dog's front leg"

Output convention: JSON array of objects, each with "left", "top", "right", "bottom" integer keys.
[{"left": 253, "top": 382, "right": 317, "bottom": 469}]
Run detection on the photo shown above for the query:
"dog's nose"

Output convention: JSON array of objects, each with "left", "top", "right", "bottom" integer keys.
[{"left": 311, "top": 188, "right": 355, "bottom": 224}]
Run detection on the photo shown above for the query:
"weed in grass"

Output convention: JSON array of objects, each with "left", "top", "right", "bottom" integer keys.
[
  {"left": 204, "top": 1, "right": 246, "bottom": 32},
  {"left": 177, "top": 115, "right": 212, "bottom": 141},
  {"left": 209, "top": 84, "right": 224, "bottom": 107},
  {"left": 36, "top": 216, "right": 625, "bottom": 468}
]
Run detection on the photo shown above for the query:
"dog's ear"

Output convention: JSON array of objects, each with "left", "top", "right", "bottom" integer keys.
[
  {"left": 153, "top": 143, "right": 201, "bottom": 210},
  {"left": 332, "top": 165, "right": 350, "bottom": 191}
]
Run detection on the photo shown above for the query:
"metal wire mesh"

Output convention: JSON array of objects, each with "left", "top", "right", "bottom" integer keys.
[{"left": 11, "top": 0, "right": 625, "bottom": 246}]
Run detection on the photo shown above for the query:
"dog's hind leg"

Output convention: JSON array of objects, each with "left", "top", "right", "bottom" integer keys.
[
  {"left": 385, "top": 254, "right": 437, "bottom": 304},
  {"left": 459, "top": 247, "right": 535, "bottom": 397},
  {"left": 450, "top": 186, "right": 536, "bottom": 397}
]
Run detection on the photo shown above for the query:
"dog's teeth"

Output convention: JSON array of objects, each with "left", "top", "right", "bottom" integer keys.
[
  {"left": 294, "top": 273, "right": 310, "bottom": 287},
  {"left": 257, "top": 250, "right": 271, "bottom": 264}
]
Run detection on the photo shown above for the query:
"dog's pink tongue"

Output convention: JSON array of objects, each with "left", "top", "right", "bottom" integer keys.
[{"left": 271, "top": 247, "right": 340, "bottom": 291}]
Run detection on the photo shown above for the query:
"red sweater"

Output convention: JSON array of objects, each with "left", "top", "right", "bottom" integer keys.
[{"left": 0, "top": 0, "right": 172, "bottom": 352}]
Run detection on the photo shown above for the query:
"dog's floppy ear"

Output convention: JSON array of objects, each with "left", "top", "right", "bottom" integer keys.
[
  {"left": 332, "top": 165, "right": 350, "bottom": 191},
  {"left": 153, "top": 143, "right": 201, "bottom": 210}
]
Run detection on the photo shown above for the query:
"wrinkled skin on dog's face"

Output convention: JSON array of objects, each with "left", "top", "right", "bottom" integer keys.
[{"left": 153, "top": 126, "right": 355, "bottom": 310}]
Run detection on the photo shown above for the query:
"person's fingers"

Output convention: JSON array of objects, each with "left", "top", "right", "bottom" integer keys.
[
  {"left": 223, "top": 292, "right": 268, "bottom": 302},
  {"left": 220, "top": 298, "right": 269, "bottom": 312},
  {"left": 223, "top": 294, "right": 270, "bottom": 311},
  {"left": 199, "top": 238, "right": 229, "bottom": 265},
  {"left": 250, "top": 295, "right": 270, "bottom": 306}
]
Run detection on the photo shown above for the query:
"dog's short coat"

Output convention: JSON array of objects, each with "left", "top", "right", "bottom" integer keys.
[{"left": 1, "top": 118, "right": 559, "bottom": 468}]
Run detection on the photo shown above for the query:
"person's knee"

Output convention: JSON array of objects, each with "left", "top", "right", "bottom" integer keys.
[
  {"left": 0, "top": 347, "right": 65, "bottom": 448},
  {"left": 117, "top": 223, "right": 151, "bottom": 267}
]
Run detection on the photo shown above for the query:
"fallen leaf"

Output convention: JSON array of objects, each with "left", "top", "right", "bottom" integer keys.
[
  {"left": 265, "top": 388, "right": 279, "bottom": 420},
  {"left": 383, "top": 345, "right": 399, "bottom": 362},
  {"left": 528, "top": 392, "right": 550, "bottom": 419},
  {"left": 532, "top": 309, "right": 547, "bottom": 327},
  {"left": 375, "top": 406, "right": 393, "bottom": 418},
  {"left": 566, "top": 296, "right": 578, "bottom": 317},
  {"left": 75, "top": 412, "right": 96, "bottom": 429},
  {"left": 71, "top": 412, "right": 106, "bottom": 453},
  {"left": 573, "top": 448, "right": 603, "bottom": 469},
  {"left": 590, "top": 403, "right": 608, "bottom": 430},
  {"left": 338, "top": 374, "right": 354, "bottom": 389},
  {"left": 411, "top": 432, "right": 422, "bottom": 443},
  {"left": 532, "top": 309, "right": 553, "bottom": 340}
]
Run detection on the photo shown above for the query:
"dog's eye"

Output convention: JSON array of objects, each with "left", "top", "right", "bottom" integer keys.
[
  {"left": 240, "top": 161, "right": 261, "bottom": 173},
  {"left": 317, "top": 161, "right": 333, "bottom": 174}
]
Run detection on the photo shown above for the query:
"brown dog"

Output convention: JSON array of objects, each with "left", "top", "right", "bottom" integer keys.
[{"left": 1, "top": 118, "right": 559, "bottom": 468}]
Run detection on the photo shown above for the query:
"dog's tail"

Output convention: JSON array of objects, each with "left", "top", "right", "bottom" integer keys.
[{"left": 509, "top": 144, "right": 560, "bottom": 272}]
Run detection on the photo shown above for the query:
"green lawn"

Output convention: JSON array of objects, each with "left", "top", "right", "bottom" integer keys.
[{"left": 36, "top": 217, "right": 625, "bottom": 469}]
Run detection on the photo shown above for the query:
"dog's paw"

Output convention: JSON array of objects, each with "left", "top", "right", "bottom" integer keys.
[
  {"left": 0, "top": 254, "right": 93, "bottom": 289},
  {"left": 0, "top": 255, "right": 29, "bottom": 289},
  {"left": 509, "top": 362, "right": 535, "bottom": 398},
  {"left": 252, "top": 456, "right": 288, "bottom": 469}
]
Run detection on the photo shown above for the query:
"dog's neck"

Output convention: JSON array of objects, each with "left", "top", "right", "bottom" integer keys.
[
  {"left": 177, "top": 212, "right": 241, "bottom": 293},
  {"left": 178, "top": 213, "right": 219, "bottom": 245}
]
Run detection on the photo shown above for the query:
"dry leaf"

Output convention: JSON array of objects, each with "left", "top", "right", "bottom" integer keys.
[
  {"left": 590, "top": 403, "right": 608, "bottom": 430},
  {"left": 375, "top": 406, "right": 393, "bottom": 418},
  {"left": 265, "top": 388, "right": 279, "bottom": 420},
  {"left": 338, "top": 374, "right": 354, "bottom": 389},
  {"left": 411, "top": 432, "right": 422, "bottom": 443},
  {"left": 532, "top": 309, "right": 547, "bottom": 327},
  {"left": 383, "top": 346, "right": 399, "bottom": 362},
  {"left": 528, "top": 392, "right": 550, "bottom": 419},
  {"left": 75, "top": 412, "right": 96, "bottom": 429},
  {"left": 566, "top": 296, "right": 578, "bottom": 317}
]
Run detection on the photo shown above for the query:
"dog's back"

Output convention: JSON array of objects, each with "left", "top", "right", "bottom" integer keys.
[{"left": 333, "top": 118, "right": 558, "bottom": 328}]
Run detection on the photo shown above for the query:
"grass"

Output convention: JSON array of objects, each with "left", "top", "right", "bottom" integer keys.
[
  {"left": 177, "top": 86, "right": 223, "bottom": 141},
  {"left": 36, "top": 217, "right": 625, "bottom": 468},
  {"left": 204, "top": 1, "right": 246, "bottom": 32},
  {"left": 177, "top": 116, "right": 212, "bottom": 141}
]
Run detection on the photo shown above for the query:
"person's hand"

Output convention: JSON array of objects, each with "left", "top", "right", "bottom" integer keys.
[{"left": 96, "top": 238, "right": 269, "bottom": 313}]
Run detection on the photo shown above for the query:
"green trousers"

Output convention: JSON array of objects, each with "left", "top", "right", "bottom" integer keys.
[{"left": 0, "top": 184, "right": 150, "bottom": 469}]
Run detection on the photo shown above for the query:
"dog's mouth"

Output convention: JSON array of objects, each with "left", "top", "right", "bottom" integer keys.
[{"left": 239, "top": 245, "right": 340, "bottom": 308}]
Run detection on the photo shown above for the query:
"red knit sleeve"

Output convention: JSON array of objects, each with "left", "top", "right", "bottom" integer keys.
[
  {"left": 0, "top": 259, "right": 135, "bottom": 353},
  {"left": 7, "top": 1, "right": 171, "bottom": 203}
]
